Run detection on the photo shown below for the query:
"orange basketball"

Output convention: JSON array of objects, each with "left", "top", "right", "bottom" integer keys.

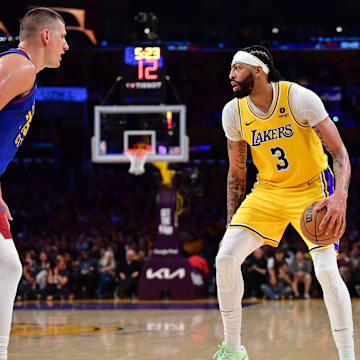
[{"left": 300, "top": 201, "right": 345, "bottom": 246}]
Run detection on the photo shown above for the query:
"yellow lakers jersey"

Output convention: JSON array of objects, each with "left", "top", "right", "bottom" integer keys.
[{"left": 236, "top": 81, "right": 328, "bottom": 188}]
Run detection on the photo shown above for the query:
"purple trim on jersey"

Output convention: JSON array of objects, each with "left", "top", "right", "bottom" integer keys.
[
  {"left": 10, "top": 86, "right": 36, "bottom": 104},
  {"left": 229, "top": 224, "right": 279, "bottom": 243},
  {"left": 0, "top": 48, "right": 30, "bottom": 60},
  {"left": 310, "top": 242, "right": 340, "bottom": 253},
  {"left": 7, "top": 49, "right": 30, "bottom": 60},
  {"left": 323, "top": 168, "right": 334, "bottom": 196},
  {"left": 0, "top": 48, "right": 36, "bottom": 105},
  {"left": 309, "top": 245, "right": 326, "bottom": 252}
]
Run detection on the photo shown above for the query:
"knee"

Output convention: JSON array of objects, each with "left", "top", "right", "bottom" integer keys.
[
  {"left": 315, "top": 267, "right": 335, "bottom": 287},
  {"left": 216, "top": 254, "right": 236, "bottom": 292},
  {"left": 315, "top": 267, "right": 340, "bottom": 304}
]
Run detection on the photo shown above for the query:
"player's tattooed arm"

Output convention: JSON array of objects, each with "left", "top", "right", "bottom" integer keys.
[
  {"left": 226, "top": 140, "right": 247, "bottom": 227},
  {"left": 313, "top": 118, "right": 351, "bottom": 193},
  {"left": 313, "top": 117, "right": 350, "bottom": 234}
]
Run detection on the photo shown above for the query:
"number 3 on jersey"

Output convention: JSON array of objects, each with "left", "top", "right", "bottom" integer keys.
[{"left": 270, "top": 146, "right": 289, "bottom": 171}]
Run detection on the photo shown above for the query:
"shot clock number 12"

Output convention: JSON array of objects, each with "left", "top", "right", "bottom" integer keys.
[
  {"left": 134, "top": 47, "right": 161, "bottom": 80},
  {"left": 122, "top": 45, "right": 165, "bottom": 104}
]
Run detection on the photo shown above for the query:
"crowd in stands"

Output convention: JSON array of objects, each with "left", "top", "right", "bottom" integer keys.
[{"left": 2, "top": 156, "right": 359, "bottom": 302}]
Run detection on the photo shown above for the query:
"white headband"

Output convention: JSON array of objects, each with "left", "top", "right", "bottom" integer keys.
[{"left": 231, "top": 51, "right": 270, "bottom": 75}]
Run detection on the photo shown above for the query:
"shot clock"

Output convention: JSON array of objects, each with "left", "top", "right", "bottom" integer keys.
[{"left": 122, "top": 46, "right": 166, "bottom": 104}]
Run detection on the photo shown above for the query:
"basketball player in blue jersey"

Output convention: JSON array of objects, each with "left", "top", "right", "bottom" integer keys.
[
  {"left": 213, "top": 46, "right": 354, "bottom": 360},
  {"left": 0, "top": 8, "right": 68, "bottom": 359}
]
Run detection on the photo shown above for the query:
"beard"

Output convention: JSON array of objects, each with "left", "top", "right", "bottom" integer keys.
[{"left": 232, "top": 73, "right": 254, "bottom": 99}]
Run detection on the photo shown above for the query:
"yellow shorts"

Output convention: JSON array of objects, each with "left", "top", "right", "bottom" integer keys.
[{"left": 229, "top": 168, "right": 338, "bottom": 253}]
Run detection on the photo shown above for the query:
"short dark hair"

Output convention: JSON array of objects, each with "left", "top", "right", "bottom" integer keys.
[
  {"left": 241, "top": 45, "right": 281, "bottom": 82},
  {"left": 20, "top": 7, "right": 65, "bottom": 41}
]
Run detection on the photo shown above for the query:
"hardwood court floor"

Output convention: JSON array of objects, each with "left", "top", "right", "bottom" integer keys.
[{"left": 9, "top": 299, "right": 360, "bottom": 360}]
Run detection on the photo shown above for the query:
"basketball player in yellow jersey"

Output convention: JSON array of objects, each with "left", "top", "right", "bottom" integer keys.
[{"left": 213, "top": 46, "right": 354, "bottom": 360}]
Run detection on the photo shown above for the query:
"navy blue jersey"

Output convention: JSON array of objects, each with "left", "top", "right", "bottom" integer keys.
[{"left": 0, "top": 48, "right": 36, "bottom": 177}]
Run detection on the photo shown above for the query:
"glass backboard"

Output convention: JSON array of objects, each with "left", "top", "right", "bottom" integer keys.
[{"left": 91, "top": 105, "right": 188, "bottom": 163}]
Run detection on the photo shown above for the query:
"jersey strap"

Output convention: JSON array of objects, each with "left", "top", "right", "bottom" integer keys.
[{"left": 0, "top": 48, "right": 31, "bottom": 60}]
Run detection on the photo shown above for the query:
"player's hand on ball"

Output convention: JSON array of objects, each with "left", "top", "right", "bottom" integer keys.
[{"left": 314, "top": 191, "right": 347, "bottom": 235}]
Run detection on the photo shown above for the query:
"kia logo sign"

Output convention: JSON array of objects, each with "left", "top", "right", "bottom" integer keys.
[{"left": 146, "top": 268, "right": 186, "bottom": 280}]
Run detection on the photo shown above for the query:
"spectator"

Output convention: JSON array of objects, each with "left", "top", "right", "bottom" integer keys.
[
  {"left": 44, "top": 255, "right": 71, "bottom": 300},
  {"left": 137, "top": 249, "right": 147, "bottom": 266},
  {"left": 267, "top": 247, "right": 288, "bottom": 271},
  {"left": 289, "top": 250, "right": 313, "bottom": 299},
  {"left": 350, "top": 246, "right": 360, "bottom": 269},
  {"left": 261, "top": 260, "right": 292, "bottom": 300},
  {"left": 188, "top": 252, "right": 210, "bottom": 280},
  {"left": 35, "top": 251, "right": 51, "bottom": 294},
  {"left": 72, "top": 250, "right": 98, "bottom": 299},
  {"left": 17, "top": 258, "right": 36, "bottom": 300},
  {"left": 244, "top": 248, "right": 267, "bottom": 298},
  {"left": 351, "top": 254, "right": 360, "bottom": 298},
  {"left": 116, "top": 249, "right": 142, "bottom": 299},
  {"left": 337, "top": 248, "right": 353, "bottom": 286},
  {"left": 96, "top": 249, "right": 116, "bottom": 299},
  {"left": 4, "top": 159, "right": 360, "bottom": 301}
]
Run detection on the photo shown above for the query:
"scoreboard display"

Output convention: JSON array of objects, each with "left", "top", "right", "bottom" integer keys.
[{"left": 122, "top": 46, "right": 166, "bottom": 104}]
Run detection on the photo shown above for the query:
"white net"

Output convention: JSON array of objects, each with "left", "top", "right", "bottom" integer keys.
[{"left": 125, "top": 149, "right": 150, "bottom": 175}]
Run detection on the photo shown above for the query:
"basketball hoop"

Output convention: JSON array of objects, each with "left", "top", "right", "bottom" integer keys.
[{"left": 125, "top": 144, "right": 152, "bottom": 175}]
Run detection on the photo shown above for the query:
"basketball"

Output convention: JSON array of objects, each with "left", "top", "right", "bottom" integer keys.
[{"left": 300, "top": 201, "right": 345, "bottom": 246}]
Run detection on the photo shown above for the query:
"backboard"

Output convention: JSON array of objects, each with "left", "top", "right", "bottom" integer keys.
[{"left": 91, "top": 105, "right": 188, "bottom": 163}]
